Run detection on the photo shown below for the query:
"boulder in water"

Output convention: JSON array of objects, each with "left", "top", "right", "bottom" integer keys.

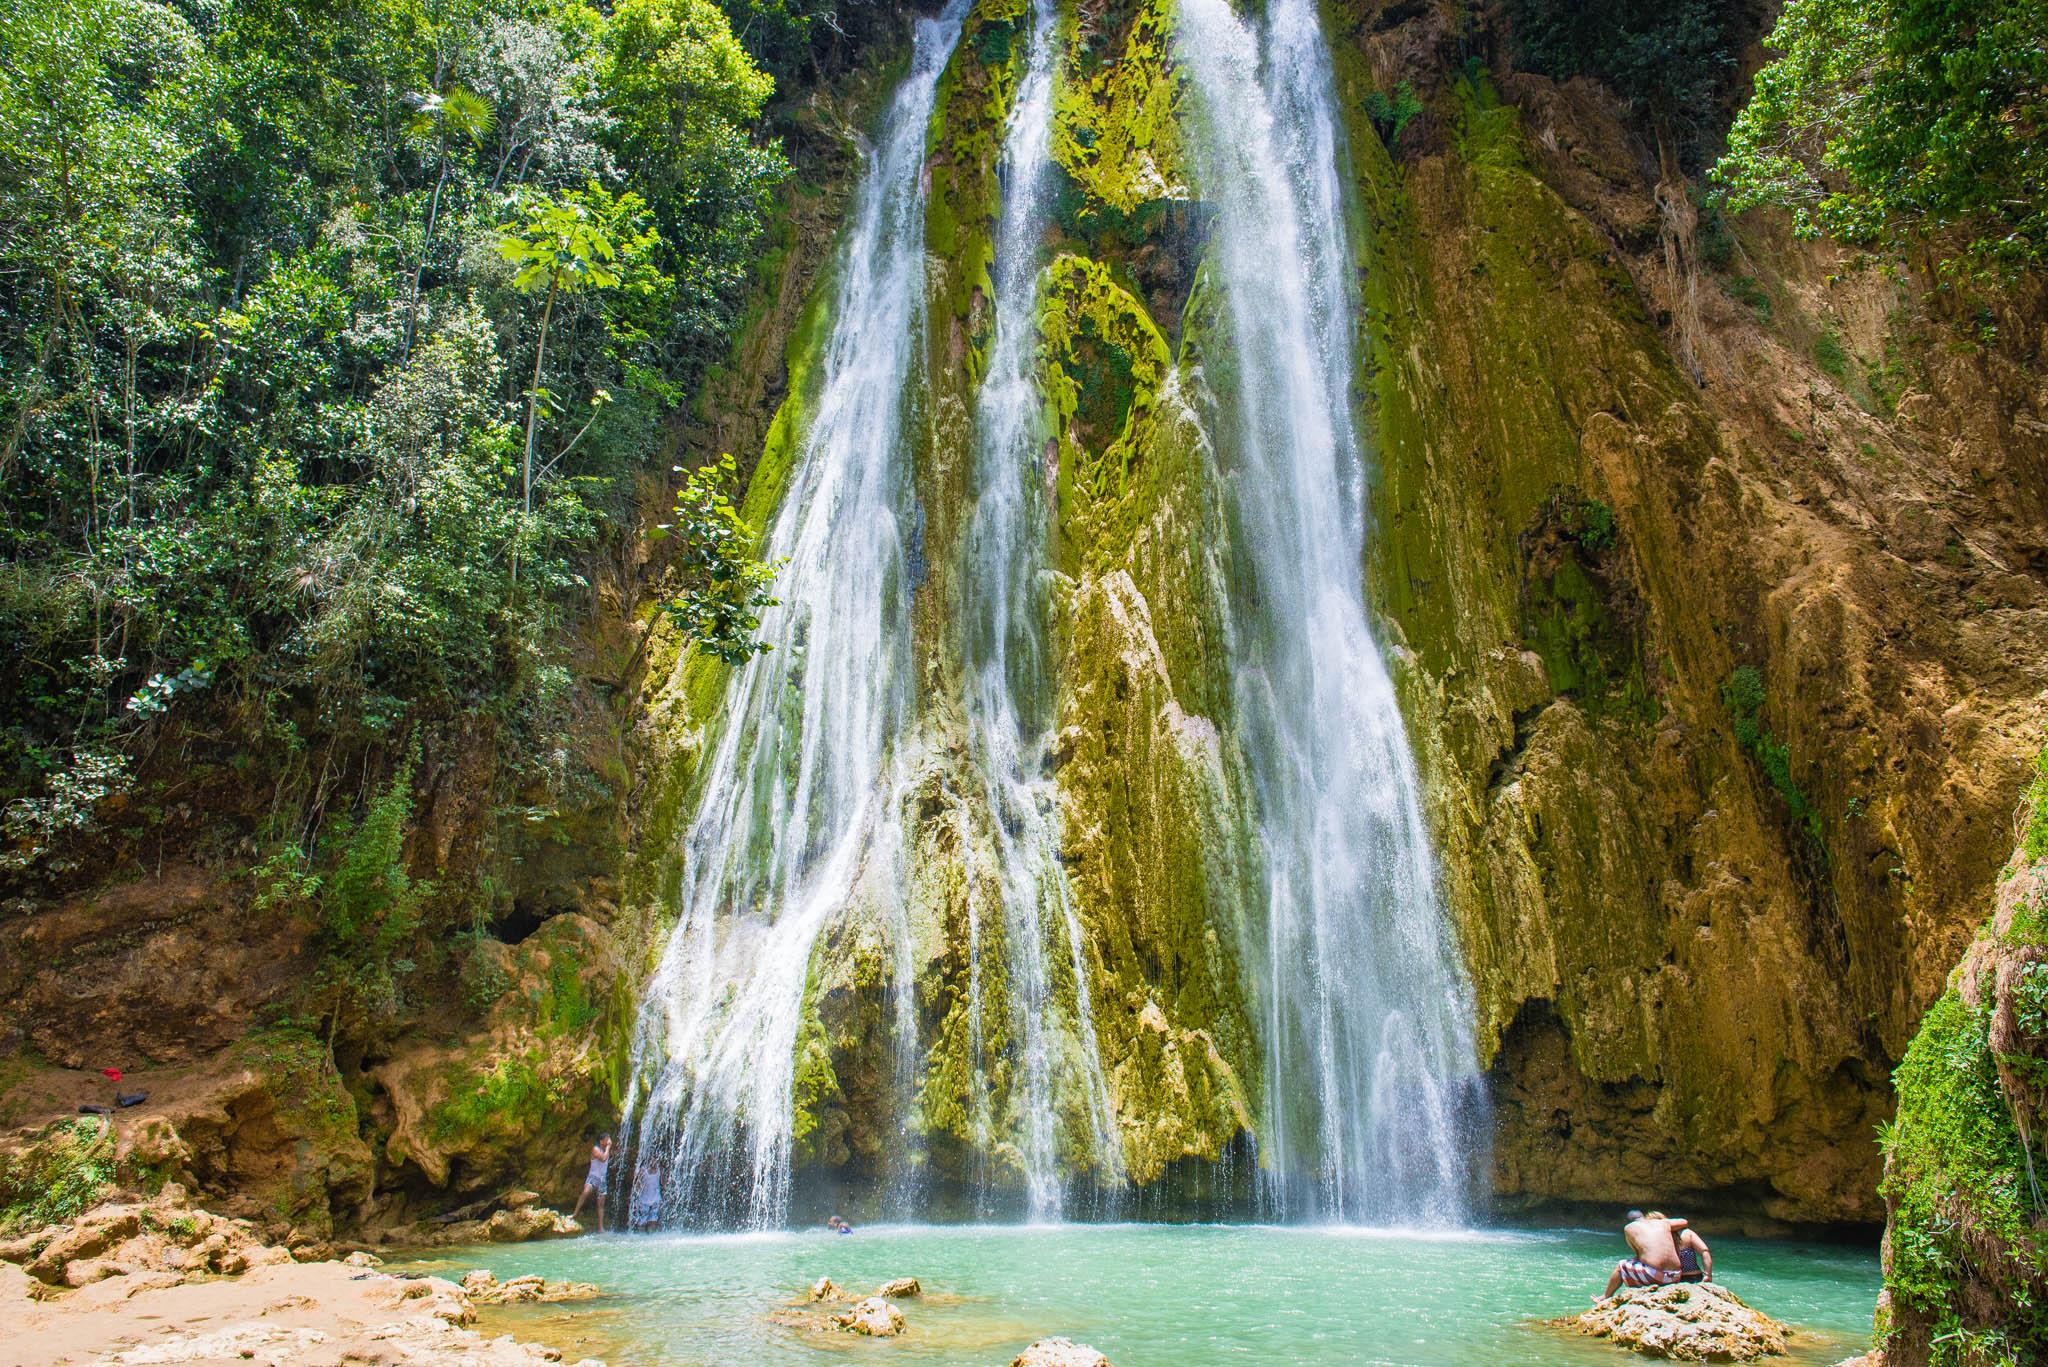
[
  {"left": 1563, "top": 1283, "right": 1790, "bottom": 1361},
  {"left": 832, "top": 1296, "right": 905, "bottom": 1336},
  {"left": 809, "top": 1275, "right": 841, "bottom": 1301},
  {"left": 876, "top": 1276, "right": 920, "bottom": 1298},
  {"left": 1013, "top": 1338, "right": 1112, "bottom": 1367}
]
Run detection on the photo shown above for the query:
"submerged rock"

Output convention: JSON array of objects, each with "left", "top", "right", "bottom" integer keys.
[
  {"left": 1563, "top": 1283, "right": 1790, "bottom": 1361},
  {"left": 832, "top": 1295, "right": 905, "bottom": 1336},
  {"left": 876, "top": 1276, "right": 920, "bottom": 1298},
  {"left": 1013, "top": 1338, "right": 1113, "bottom": 1367}
]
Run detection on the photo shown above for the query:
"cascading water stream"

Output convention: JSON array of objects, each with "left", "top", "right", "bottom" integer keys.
[
  {"left": 959, "top": 0, "right": 1122, "bottom": 1221},
  {"left": 1174, "top": 0, "right": 1486, "bottom": 1225},
  {"left": 619, "top": 1, "right": 968, "bottom": 1230},
  {"left": 620, "top": 0, "right": 1482, "bottom": 1233}
]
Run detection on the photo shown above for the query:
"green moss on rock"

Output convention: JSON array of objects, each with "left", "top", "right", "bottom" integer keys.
[{"left": 1875, "top": 785, "right": 2048, "bottom": 1365}]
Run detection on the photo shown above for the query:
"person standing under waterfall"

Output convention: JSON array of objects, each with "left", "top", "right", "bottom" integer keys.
[
  {"left": 1598, "top": 1209, "right": 1692, "bottom": 1300},
  {"left": 570, "top": 1135, "right": 612, "bottom": 1232},
  {"left": 630, "top": 1160, "right": 663, "bottom": 1229}
]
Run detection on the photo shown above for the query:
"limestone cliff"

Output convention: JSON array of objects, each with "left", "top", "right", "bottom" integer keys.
[
  {"left": 629, "top": 0, "right": 2048, "bottom": 1225},
  {"left": 1327, "top": 0, "right": 2047, "bottom": 1225}
]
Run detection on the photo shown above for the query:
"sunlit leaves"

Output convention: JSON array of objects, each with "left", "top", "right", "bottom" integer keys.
[
  {"left": 1714, "top": 0, "right": 2048, "bottom": 275},
  {"left": 654, "top": 454, "right": 778, "bottom": 666}
]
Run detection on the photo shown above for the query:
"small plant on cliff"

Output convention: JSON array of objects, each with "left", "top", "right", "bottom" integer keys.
[
  {"left": 1364, "top": 83, "right": 1424, "bottom": 146},
  {"left": 1813, "top": 330, "right": 1850, "bottom": 381},
  {"left": 653, "top": 453, "right": 779, "bottom": 666},
  {"left": 2023, "top": 742, "right": 2048, "bottom": 864},
  {"left": 1568, "top": 498, "right": 1618, "bottom": 553},
  {"left": 312, "top": 760, "right": 430, "bottom": 1044},
  {"left": 0, "top": 1117, "right": 113, "bottom": 1232},
  {"left": 1722, "top": 666, "right": 1825, "bottom": 850}
]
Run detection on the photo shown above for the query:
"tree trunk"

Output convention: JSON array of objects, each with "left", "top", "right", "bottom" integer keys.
[{"left": 523, "top": 275, "right": 558, "bottom": 518}]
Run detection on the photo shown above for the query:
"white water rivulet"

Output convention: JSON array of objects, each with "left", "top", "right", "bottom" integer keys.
[
  {"left": 620, "top": 1, "right": 969, "bottom": 1229},
  {"left": 1175, "top": 0, "right": 1484, "bottom": 1223},
  {"left": 958, "top": 0, "right": 1123, "bottom": 1221}
]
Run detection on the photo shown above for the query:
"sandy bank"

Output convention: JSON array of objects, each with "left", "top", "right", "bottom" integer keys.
[{"left": 3, "top": 1257, "right": 601, "bottom": 1365}]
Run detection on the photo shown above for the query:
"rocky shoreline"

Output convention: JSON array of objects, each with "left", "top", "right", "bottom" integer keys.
[{"left": 1, "top": 1186, "right": 599, "bottom": 1366}]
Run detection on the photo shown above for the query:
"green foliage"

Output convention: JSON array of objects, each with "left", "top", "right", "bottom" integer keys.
[
  {"left": 1694, "top": 191, "right": 1736, "bottom": 270},
  {"left": 0, "top": 1117, "right": 114, "bottom": 1232},
  {"left": 1363, "top": 82, "right": 1423, "bottom": 146},
  {"left": 0, "top": 0, "right": 785, "bottom": 887},
  {"left": 1726, "top": 274, "right": 1773, "bottom": 319},
  {"left": 312, "top": 760, "right": 427, "bottom": 1037},
  {"left": 1568, "top": 498, "right": 1616, "bottom": 553},
  {"left": 600, "top": 0, "right": 786, "bottom": 351},
  {"left": 1721, "top": 666, "right": 1824, "bottom": 850},
  {"left": 714, "top": 0, "right": 839, "bottom": 86},
  {"left": 1813, "top": 330, "right": 1850, "bottom": 380},
  {"left": 456, "top": 930, "right": 514, "bottom": 1013},
  {"left": 498, "top": 181, "right": 666, "bottom": 513},
  {"left": 429, "top": 1048, "right": 558, "bottom": 1142},
  {"left": 1715, "top": 0, "right": 2048, "bottom": 277},
  {"left": 2024, "top": 743, "right": 2048, "bottom": 865},
  {"left": 654, "top": 454, "right": 778, "bottom": 665},
  {"left": 1504, "top": 0, "right": 1734, "bottom": 151},
  {"left": 2014, "top": 962, "right": 2048, "bottom": 1039},
  {"left": 1882, "top": 986, "right": 2048, "bottom": 1364}
]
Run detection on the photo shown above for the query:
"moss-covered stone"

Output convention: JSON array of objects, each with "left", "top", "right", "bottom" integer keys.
[{"left": 1874, "top": 822, "right": 2048, "bottom": 1366}]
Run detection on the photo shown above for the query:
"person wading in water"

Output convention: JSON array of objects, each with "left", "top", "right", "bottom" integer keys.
[
  {"left": 570, "top": 1135, "right": 612, "bottom": 1232},
  {"left": 1599, "top": 1210, "right": 1695, "bottom": 1300}
]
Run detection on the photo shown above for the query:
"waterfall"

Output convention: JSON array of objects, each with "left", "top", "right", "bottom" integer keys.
[
  {"left": 621, "top": 0, "right": 1485, "bottom": 1233},
  {"left": 1174, "top": 0, "right": 1486, "bottom": 1224},
  {"left": 620, "top": 0, "right": 968, "bottom": 1230},
  {"left": 960, "top": 0, "right": 1123, "bottom": 1220}
]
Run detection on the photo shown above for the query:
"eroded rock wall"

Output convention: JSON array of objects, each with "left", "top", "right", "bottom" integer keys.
[{"left": 1328, "top": 0, "right": 2048, "bottom": 1224}]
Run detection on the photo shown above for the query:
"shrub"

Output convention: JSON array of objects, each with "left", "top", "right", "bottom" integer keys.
[
  {"left": 1364, "top": 83, "right": 1424, "bottom": 145},
  {"left": 0, "top": 1118, "right": 115, "bottom": 1232}
]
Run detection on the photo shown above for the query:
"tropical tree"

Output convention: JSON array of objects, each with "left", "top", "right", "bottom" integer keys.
[
  {"left": 496, "top": 183, "right": 660, "bottom": 515},
  {"left": 401, "top": 82, "right": 495, "bottom": 362},
  {"left": 1714, "top": 0, "right": 2048, "bottom": 275}
]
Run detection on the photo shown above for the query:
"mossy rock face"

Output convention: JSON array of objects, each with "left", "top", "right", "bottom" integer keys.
[
  {"left": 1875, "top": 841, "right": 2048, "bottom": 1366},
  {"left": 616, "top": 0, "right": 2048, "bottom": 1230},
  {"left": 0, "top": 1117, "right": 117, "bottom": 1234},
  {"left": 371, "top": 915, "right": 623, "bottom": 1208},
  {"left": 1051, "top": 0, "right": 1185, "bottom": 216}
]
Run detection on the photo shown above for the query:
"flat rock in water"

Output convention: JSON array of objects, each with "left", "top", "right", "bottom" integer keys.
[
  {"left": 1013, "top": 1338, "right": 1112, "bottom": 1367},
  {"left": 461, "top": 1269, "right": 600, "bottom": 1304},
  {"left": 1563, "top": 1283, "right": 1790, "bottom": 1361},
  {"left": 876, "top": 1276, "right": 920, "bottom": 1298},
  {"left": 833, "top": 1296, "right": 906, "bottom": 1336}
]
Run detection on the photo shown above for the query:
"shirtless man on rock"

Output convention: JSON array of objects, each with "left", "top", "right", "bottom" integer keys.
[{"left": 1599, "top": 1209, "right": 1710, "bottom": 1301}]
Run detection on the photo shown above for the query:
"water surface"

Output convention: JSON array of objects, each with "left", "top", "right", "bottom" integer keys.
[{"left": 402, "top": 1223, "right": 1877, "bottom": 1366}]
